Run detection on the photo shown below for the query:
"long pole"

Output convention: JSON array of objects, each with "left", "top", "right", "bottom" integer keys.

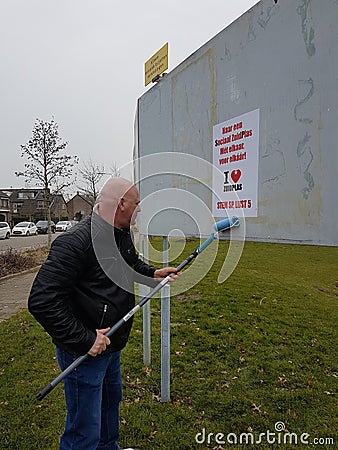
[
  {"left": 140, "top": 234, "right": 151, "bottom": 366},
  {"left": 161, "top": 236, "right": 170, "bottom": 402}
]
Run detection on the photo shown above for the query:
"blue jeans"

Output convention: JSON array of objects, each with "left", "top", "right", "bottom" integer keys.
[{"left": 56, "top": 348, "right": 122, "bottom": 450}]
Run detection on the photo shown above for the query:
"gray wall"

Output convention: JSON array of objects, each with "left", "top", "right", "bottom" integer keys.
[{"left": 135, "top": 0, "right": 338, "bottom": 246}]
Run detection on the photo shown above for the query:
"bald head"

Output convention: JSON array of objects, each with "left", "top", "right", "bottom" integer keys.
[
  {"left": 99, "top": 177, "right": 134, "bottom": 202},
  {"left": 95, "top": 177, "right": 141, "bottom": 228}
]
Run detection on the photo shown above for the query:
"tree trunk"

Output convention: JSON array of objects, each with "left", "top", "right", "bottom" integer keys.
[{"left": 44, "top": 187, "right": 52, "bottom": 249}]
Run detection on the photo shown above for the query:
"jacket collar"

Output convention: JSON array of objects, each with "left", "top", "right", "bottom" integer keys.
[{"left": 91, "top": 212, "right": 130, "bottom": 236}]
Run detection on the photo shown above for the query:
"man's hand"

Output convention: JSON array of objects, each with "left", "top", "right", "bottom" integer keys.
[
  {"left": 88, "top": 328, "right": 111, "bottom": 357},
  {"left": 154, "top": 267, "right": 181, "bottom": 282}
]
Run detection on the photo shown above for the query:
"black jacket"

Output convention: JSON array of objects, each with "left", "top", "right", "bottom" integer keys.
[{"left": 28, "top": 213, "right": 157, "bottom": 356}]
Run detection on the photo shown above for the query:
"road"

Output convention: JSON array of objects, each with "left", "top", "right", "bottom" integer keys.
[{"left": 0, "top": 233, "right": 59, "bottom": 252}]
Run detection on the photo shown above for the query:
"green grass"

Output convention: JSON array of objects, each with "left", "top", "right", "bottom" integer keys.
[{"left": 0, "top": 241, "right": 337, "bottom": 449}]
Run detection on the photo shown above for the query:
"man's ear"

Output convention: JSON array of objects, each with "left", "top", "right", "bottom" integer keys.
[{"left": 119, "top": 197, "right": 125, "bottom": 211}]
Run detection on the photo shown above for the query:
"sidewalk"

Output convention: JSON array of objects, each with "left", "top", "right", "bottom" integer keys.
[{"left": 0, "top": 268, "right": 39, "bottom": 322}]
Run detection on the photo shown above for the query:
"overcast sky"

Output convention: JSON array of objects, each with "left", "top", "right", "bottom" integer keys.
[{"left": 0, "top": 0, "right": 259, "bottom": 190}]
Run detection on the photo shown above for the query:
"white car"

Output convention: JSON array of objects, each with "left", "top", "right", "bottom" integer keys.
[
  {"left": 12, "top": 221, "right": 38, "bottom": 236},
  {"left": 0, "top": 222, "right": 11, "bottom": 239},
  {"left": 56, "top": 220, "right": 72, "bottom": 232}
]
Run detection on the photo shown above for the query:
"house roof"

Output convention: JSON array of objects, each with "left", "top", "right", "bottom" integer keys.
[
  {"left": 0, "top": 190, "right": 10, "bottom": 199},
  {"left": 67, "top": 192, "right": 92, "bottom": 206}
]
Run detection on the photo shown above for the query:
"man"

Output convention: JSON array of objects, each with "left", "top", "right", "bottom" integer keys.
[{"left": 28, "top": 178, "right": 179, "bottom": 450}]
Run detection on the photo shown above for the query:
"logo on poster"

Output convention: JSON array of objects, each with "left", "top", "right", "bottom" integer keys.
[{"left": 223, "top": 169, "right": 243, "bottom": 192}]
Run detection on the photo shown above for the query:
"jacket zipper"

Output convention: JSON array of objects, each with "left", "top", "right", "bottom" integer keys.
[{"left": 98, "top": 304, "right": 108, "bottom": 328}]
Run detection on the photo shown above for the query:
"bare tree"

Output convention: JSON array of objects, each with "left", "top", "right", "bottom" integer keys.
[
  {"left": 77, "top": 159, "right": 106, "bottom": 206},
  {"left": 16, "top": 117, "right": 78, "bottom": 247},
  {"left": 78, "top": 160, "right": 121, "bottom": 206},
  {"left": 109, "top": 162, "right": 121, "bottom": 178}
]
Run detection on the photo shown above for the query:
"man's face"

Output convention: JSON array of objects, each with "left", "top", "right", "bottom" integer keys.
[{"left": 121, "top": 186, "right": 141, "bottom": 227}]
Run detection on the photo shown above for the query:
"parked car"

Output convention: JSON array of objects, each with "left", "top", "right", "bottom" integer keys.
[
  {"left": 55, "top": 220, "right": 72, "bottom": 232},
  {"left": 0, "top": 222, "right": 11, "bottom": 239},
  {"left": 12, "top": 221, "right": 38, "bottom": 236},
  {"left": 36, "top": 220, "right": 56, "bottom": 234}
]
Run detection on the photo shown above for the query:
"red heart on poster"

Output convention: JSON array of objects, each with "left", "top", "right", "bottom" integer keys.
[{"left": 231, "top": 169, "right": 241, "bottom": 183}]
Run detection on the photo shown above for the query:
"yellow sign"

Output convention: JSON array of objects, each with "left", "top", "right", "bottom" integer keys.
[{"left": 144, "top": 42, "right": 168, "bottom": 86}]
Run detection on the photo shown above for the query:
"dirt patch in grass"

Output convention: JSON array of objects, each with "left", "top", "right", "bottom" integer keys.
[{"left": 0, "top": 247, "right": 48, "bottom": 278}]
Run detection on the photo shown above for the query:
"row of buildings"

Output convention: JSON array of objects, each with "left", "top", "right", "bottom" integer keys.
[{"left": 0, "top": 188, "right": 93, "bottom": 226}]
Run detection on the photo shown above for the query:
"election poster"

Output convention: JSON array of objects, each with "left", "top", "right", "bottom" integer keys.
[{"left": 212, "top": 109, "right": 259, "bottom": 218}]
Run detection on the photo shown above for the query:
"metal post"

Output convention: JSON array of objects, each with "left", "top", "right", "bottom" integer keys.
[
  {"left": 140, "top": 234, "right": 151, "bottom": 366},
  {"left": 161, "top": 236, "right": 170, "bottom": 402}
]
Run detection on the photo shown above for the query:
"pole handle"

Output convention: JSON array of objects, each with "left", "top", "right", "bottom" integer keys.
[{"left": 36, "top": 383, "right": 54, "bottom": 401}]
